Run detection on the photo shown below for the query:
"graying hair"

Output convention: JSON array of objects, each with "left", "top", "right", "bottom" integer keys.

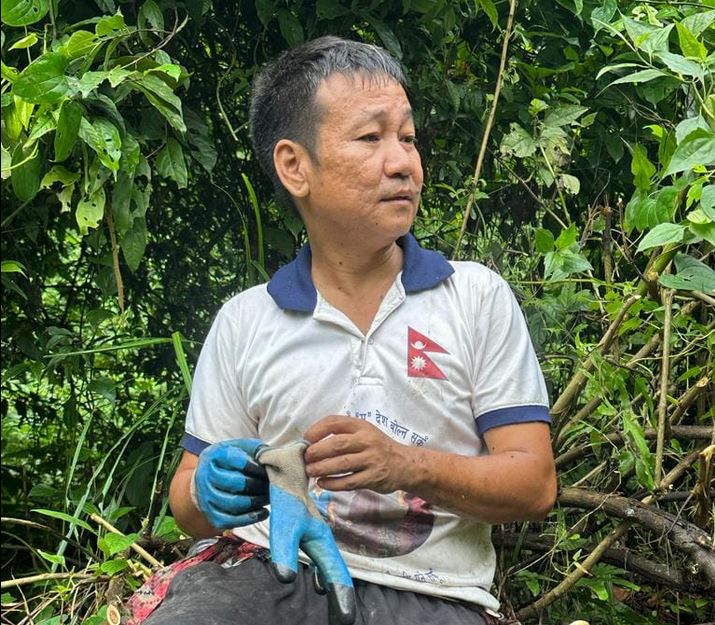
[{"left": 249, "top": 36, "right": 406, "bottom": 212}]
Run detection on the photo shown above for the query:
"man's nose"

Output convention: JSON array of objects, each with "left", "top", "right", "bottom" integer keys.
[{"left": 384, "top": 138, "right": 418, "bottom": 178}]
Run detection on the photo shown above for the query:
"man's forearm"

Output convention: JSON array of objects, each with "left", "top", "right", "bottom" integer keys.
[{"left": 169, "top": 467, "right": 223, "bottom": 538}]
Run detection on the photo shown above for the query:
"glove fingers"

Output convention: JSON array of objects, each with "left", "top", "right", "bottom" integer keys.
[
  {"left": 209, "top": 465, "right": 269, "bottom": 495},
  {"left": 212, "top": 446, "right": 268, "bottom": 479},
  {"left": 327, "top": 583, "right": 357, "bottom": 625},
  {"left": 208, "top": 507, "right": 269, "bottom": 530},
  {"left": 207, "top": 489, "right": 270, "bottom": 514}
]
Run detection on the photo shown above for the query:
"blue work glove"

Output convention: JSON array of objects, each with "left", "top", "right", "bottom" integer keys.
[
  {"left": 192, "top": 438, "right": 270, "bottom": 530},
  {"left": 256, "top": 441, "right": 356, "bottom": 625}
]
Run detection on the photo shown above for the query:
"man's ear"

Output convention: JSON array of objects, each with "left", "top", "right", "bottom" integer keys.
[{"left": 273, "top": 139, "right": 311, "bottom": 199}]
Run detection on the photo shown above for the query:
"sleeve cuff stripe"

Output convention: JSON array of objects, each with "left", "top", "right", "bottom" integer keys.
[
  {"left": 182, "top": 432, "right": 211, "bottom": 455},
  {"left": 476, "top": 405, "right": 551, "bottom": 437}
]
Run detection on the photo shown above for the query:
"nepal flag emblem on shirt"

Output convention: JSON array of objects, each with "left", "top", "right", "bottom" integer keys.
[{"left": 407, "top": 327, "right": 448, "bottom": 380}]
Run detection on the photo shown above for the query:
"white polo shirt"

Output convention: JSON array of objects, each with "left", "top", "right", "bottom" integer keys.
[{"left": 183, "top": 233, "right": 550, "bottom": 610}]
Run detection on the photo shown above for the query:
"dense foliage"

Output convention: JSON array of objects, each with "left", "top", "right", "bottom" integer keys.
[{"left": 1, "top": 1, "right": 713, "bottom": 624}]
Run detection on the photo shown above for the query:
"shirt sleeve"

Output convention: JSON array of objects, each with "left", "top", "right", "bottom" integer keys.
[
  {"left": 471, "top": 270, "right": 550, "bottom": 437},
  {"left": 183, "top": 305, "right": 257, "bottom": 454}
]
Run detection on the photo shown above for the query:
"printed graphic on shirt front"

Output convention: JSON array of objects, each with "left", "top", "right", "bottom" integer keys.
[
  {"left": 407, "top": 327, "right": 448, "bottom": 379},
  {"left": 312, "top": 487, "right": 434, "bottom": 557}
]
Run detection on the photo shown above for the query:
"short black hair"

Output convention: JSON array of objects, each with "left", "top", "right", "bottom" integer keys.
[{"left": 249, "top": 35, "right": 406, "bottom": 212}]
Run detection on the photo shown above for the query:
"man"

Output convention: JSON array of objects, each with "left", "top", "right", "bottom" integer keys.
[{"left": 141, "top": 35, "right": 557, "bottom": 625}]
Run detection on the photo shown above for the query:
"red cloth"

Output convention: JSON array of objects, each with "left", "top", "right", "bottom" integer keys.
[{"left": 125, "top": 535, "right": 267, "bottom": 625}]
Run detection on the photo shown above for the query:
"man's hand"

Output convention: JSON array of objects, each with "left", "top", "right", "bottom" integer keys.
[
  {"left": 192, "top": 438, "right": 270, "bottom": 529},
  {"left": 303, "top": 415, "right": 408, "bottom": 493},
  {"left": 257, "top": 441, "right": 355, "bottom": 625}
]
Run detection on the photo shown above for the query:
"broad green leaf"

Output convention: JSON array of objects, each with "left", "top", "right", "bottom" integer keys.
[
  {"left": 477, "top": 0, "right": 498, "bottom": 28},
  {"left": 128, "top": 74, "right": 185, "bottom": 132},
  {"left": 316, "top": 0, "right": 348, "bottom": 19},
  {"left": 590, "top": 0, "right": 616, "bottom": 32},
  {"left": 369, "top": 17, "right": 402, "bottom": 60},
  {"left": 9, "top": 33, "right": 38, "bottom": 50},
  {"left": 544, "top": 245, "right": 593, "bottom": 281},
  {"left": 560, "top": 173, "right": 580, "bottom": 195},
  {"left": 0, "top": 145, "right": 10, "bottom": 179},
  {"left": 529, "top": 98, "right": 549, "bottom": 116},
  {"left": 55, "top": 101, "right": 82, "bottom": 162},
  {"left": 78, "top": 71, "right": 108, "bottom": 98},
  {"left": 145, "top": 64, "right": 182, "bottom": 82},
  {"left": 102, "top": 532, "right": 139, "bottom": 556},
  {"left": 688, "top": 221, "right": 715, "bottom": 247},
  {"left": 656, "top": 52, "right": 704, "bottom": 80},
  {"left": 1, "top": 0, "right": 49, "bottom": 26},
  {"left": 681, "top": 10, "right": 715, "bottom": 37},
  {"left": 32, "top": 508, "right": 94, "bottom": 532},
  {"left": 535, "top": 228, "right": 555, "bottom": 253},
  {"left": 687, "top": 208, "right": 711, "bottom": 226},
  {"left": 156, "top": 137, "right": 187, "bottom": 188},
  {"left": 659, "top": 253, "right": 715, "bottom": 293},
  {"left": 107, "top": 67, "right": 133, "bottom": 88},
  {"left": 185, "top": 108, "right": 216, "bottom": 173},
  {"left": 663, "top": 129, "right": 715, "bottom": 177},
  {"left": 121, "top": 217, "right": 147, "bottom": 272},
  {"left": 96, "top": 13, "right": 128, "bottom": 37},
  {"left": 4, "top": 96, "right": 34, "bottom": 141},
  {"left": 57, "top": 183, "right": 74, "bottom": 212},
  {"left": 500, "top": 123, "right": 536, "bottom": 158},
  {"left": 63, "top": 30, "right": 98, "bottom": 60},
  {"left": 26, "top": 109, "right": 56, "bottom": 145},
  {"left": 700, "top": 185, "right": 715, "bottom": 220},
  {"left": 99, "top": 559, "right": 129, "bottom": 575},
  {"left": 76, "top": 186, "right": 106, "bottom": 234},
  {"left": 277, "top": 9, "right": 304, "bottom": 48},
  {"left": 625, "top": 192, "right": 670, "bottom": 232},
  {"left": 543, "top": 104, "right": 588, "bottom": 128},
  {"left": 630, "top": 144, "right": 655, "bottom": 191},
  {"left": 11, "top": 144, "right": 40, "bottom": 202},
  {"left": 1, "top": 260, "right": 27, "bottom": 275},
  {"left": 78, "top": 117, "right": 122, "bottom": 173},
  {"left": 676, "top": 22, "right": 707, "bottom": 60},
  {"left": 111, "top": 173, "right": 133, "bottom": 233},
  {"left": 41, "top": 165, "right": 80, "bottom": 189},
  {"left": 609, "top": 69, "right": 668, "bottom": 86},
  {"left": 595, "top": 63, "right": 643, "bottom": 80},
  {"left": 139, "top": 0, "right": 164, "bottom": 32},
  {"left": 638, "top": 24, "right": 673, "bottom": 55},
  {"left": 622, "top": 16, "right": 660, "bottom": 50},
  {"left": 255, "top": 0, "right": 275, "bottom": 26},
  {"left": 675, "top": 115, "right": 710, "bottom": 144},
  {"left": 636, "top": 223, "right": 686, "bottom": 253},
  {"left": 2, "top": 61, "right": 20, "bottom": 82},
  {"left": 555, "top": 223, "right": 578, "bottom": 248},
  {"left": 88, "top": 377, "right": 115, "bottom": 404},
  {"left": 13, "top": 53, "right": 70, "bottom": 104}
]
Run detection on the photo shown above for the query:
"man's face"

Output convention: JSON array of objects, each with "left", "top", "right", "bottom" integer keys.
[{"left": 301, "top": 72, "right": 423, "bottom": 245}]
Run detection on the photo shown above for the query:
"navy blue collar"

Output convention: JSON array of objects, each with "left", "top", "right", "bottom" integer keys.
[{"left": 267, "top": 233, "right": 455, "bottom": 312}]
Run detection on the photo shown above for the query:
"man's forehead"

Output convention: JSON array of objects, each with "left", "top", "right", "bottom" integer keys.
[{"left": 316, "top": 72, "right": 413, "bottom": 117}]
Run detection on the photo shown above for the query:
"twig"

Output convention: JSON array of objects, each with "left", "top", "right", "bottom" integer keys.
[
  {"left": 104, "top": 203, "right": 125, "bottom": 315},
  {"left": 452, "top": 0, "right": 517, "bottom": 259},
  {"left": 691, "top": 290, "right": 715, "bottom": 306},
  {"left": 655, "top": 288, "right": 674, "bottom": 481},
  {"left": 0, "top": 572, "right": 98, "bottom": 590},
  {"left": 90, "top": 513, "right": 163, "bottom": 569},
  {"left": 669, "top": 375, "right": 711, "bottom": 426}
]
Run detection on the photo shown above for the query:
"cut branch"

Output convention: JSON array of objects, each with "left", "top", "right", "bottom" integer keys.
[{"left": 655, "top": 288, "right": 674, "bottom": 480}]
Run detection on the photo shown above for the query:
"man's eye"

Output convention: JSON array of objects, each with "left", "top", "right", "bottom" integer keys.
[
  {"left": 402, "top": 135, "right": 418, "bottom": 145},
  {"left": 359, "top": 134, "right": 380, "bottom": 142}
]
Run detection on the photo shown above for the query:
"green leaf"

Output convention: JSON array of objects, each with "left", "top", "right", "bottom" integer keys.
[
  {"left": 9, "top": 33, "right": 38, "bottom": 50},
  {"left": 32, "top": 508, "right": 94, "bottom": 531},
  {"left": 595, "top": 63, "right": 643, "bottom": 80},
  {"left": 681, "top": 10, "right": 715, "bottom": 37},
  {"left": 55, "top": 101, "right": 82, "bottom": 162},
  {"left": 663, "top": 129, "right": 715, "bottom": 177},
  {"left": 535, "top": 228, "right": 555, "bottom": 253},
  {"left": 277, "top": 9, "right": 304, "bottom": 48},
  {"left": 543, "top": 104, "right": 588, "bottom": 128},
  {"left": 700, "top": 185, "right": 715, "bottom": 220},
  {"left": 102, "top": 532, "right": 139, "bottom": 556},
  {"left": 630, "top": 144, "right": 655, "bottom": 191},
  {"left": 121, "top": 217, "right": 147, "bottom": 272},
  {"left": 625, "top": 191, "right": 670, "bottom": 232},
  {"left": 636, "top": 223, "right": 687, "bottom": 253},
  {"left": 37, "top": 549, "right": 66, "bottom": 566},
  {"left": 11, "top": 144, "right": 40, "bottom": 202},
  {"left": 129, "top": 74, "right": 185, "bottom": 132},
  {"left": 639, "top": 24, "right": 673, "bottom": 55},
  {"left": 1, "top": 0, "right": 49, "bottom": 26},
  {"left": 500, "top": 123, "right": 536, "bottom": 158},
  {"left": 26, "top": 109, "right": 56, "bottom": 145},
  {"left": 555, "top": 223, "right": 578, "bottom": 248},
  {"left": 659, "top": 253, "right": 715, "bottom": 293},
  {"left": 622, "top": 16, "right": 660, "bottom": 48},
  {"left": 477, "top": 0, "right": 498, "bottom": 28},
  {"left": 99, "top": 559, "right": 129, "bottom": 575},
  {"left": 63, "top": 30, "right": 98, "bottom": 60},
  {"left": 1, "top": 260, "right": 27, "bottom": 275},
  {"left": 609, "top": 69, "right": 668, "bottom": 86},
  {"left": 255, "top": 0, "right": 275, "bottom": 26},
  {"left": 559, "top": 173, "right": 580, "bottom": 195},
  {"left": 156, "top": 138, "right": 187, "bottom": 188},
  {"left": 656, "top": 52, "right": 704, "bottom": 80},
  {"left": 78, "top": 117, "right": 122, "bottom": 173},
  {"left": 185, "top": 108, "right": 216, "bottom": 173},
  {"left": 675, "top": 115, "right": 710, "bottom": 144},
  {"left": 369, "top": 17, "right": 402, "bottom": 60},
  {"left": 138, "top": 0, "right": 164, "bottom": 34},
  {"left": 41, "top": 165, "right": 80, "bottom": 189},
  {"left": 13, "top": 52, "right": 71, "bottom": 105},
  {"left": 96, "top": 13, "right": 128, "bottom": 37},
  {"left": 676, "top": 22, "right": 707, "bottom": 60},
  {"left": 688, "top": 221, "right": 715, "bottom": 247},
  {"left": 77, "top": 71, "right": 108, "bottom": 98},
  {"left": 76, "top": 186, "right": 106, "bottom": 234}
]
